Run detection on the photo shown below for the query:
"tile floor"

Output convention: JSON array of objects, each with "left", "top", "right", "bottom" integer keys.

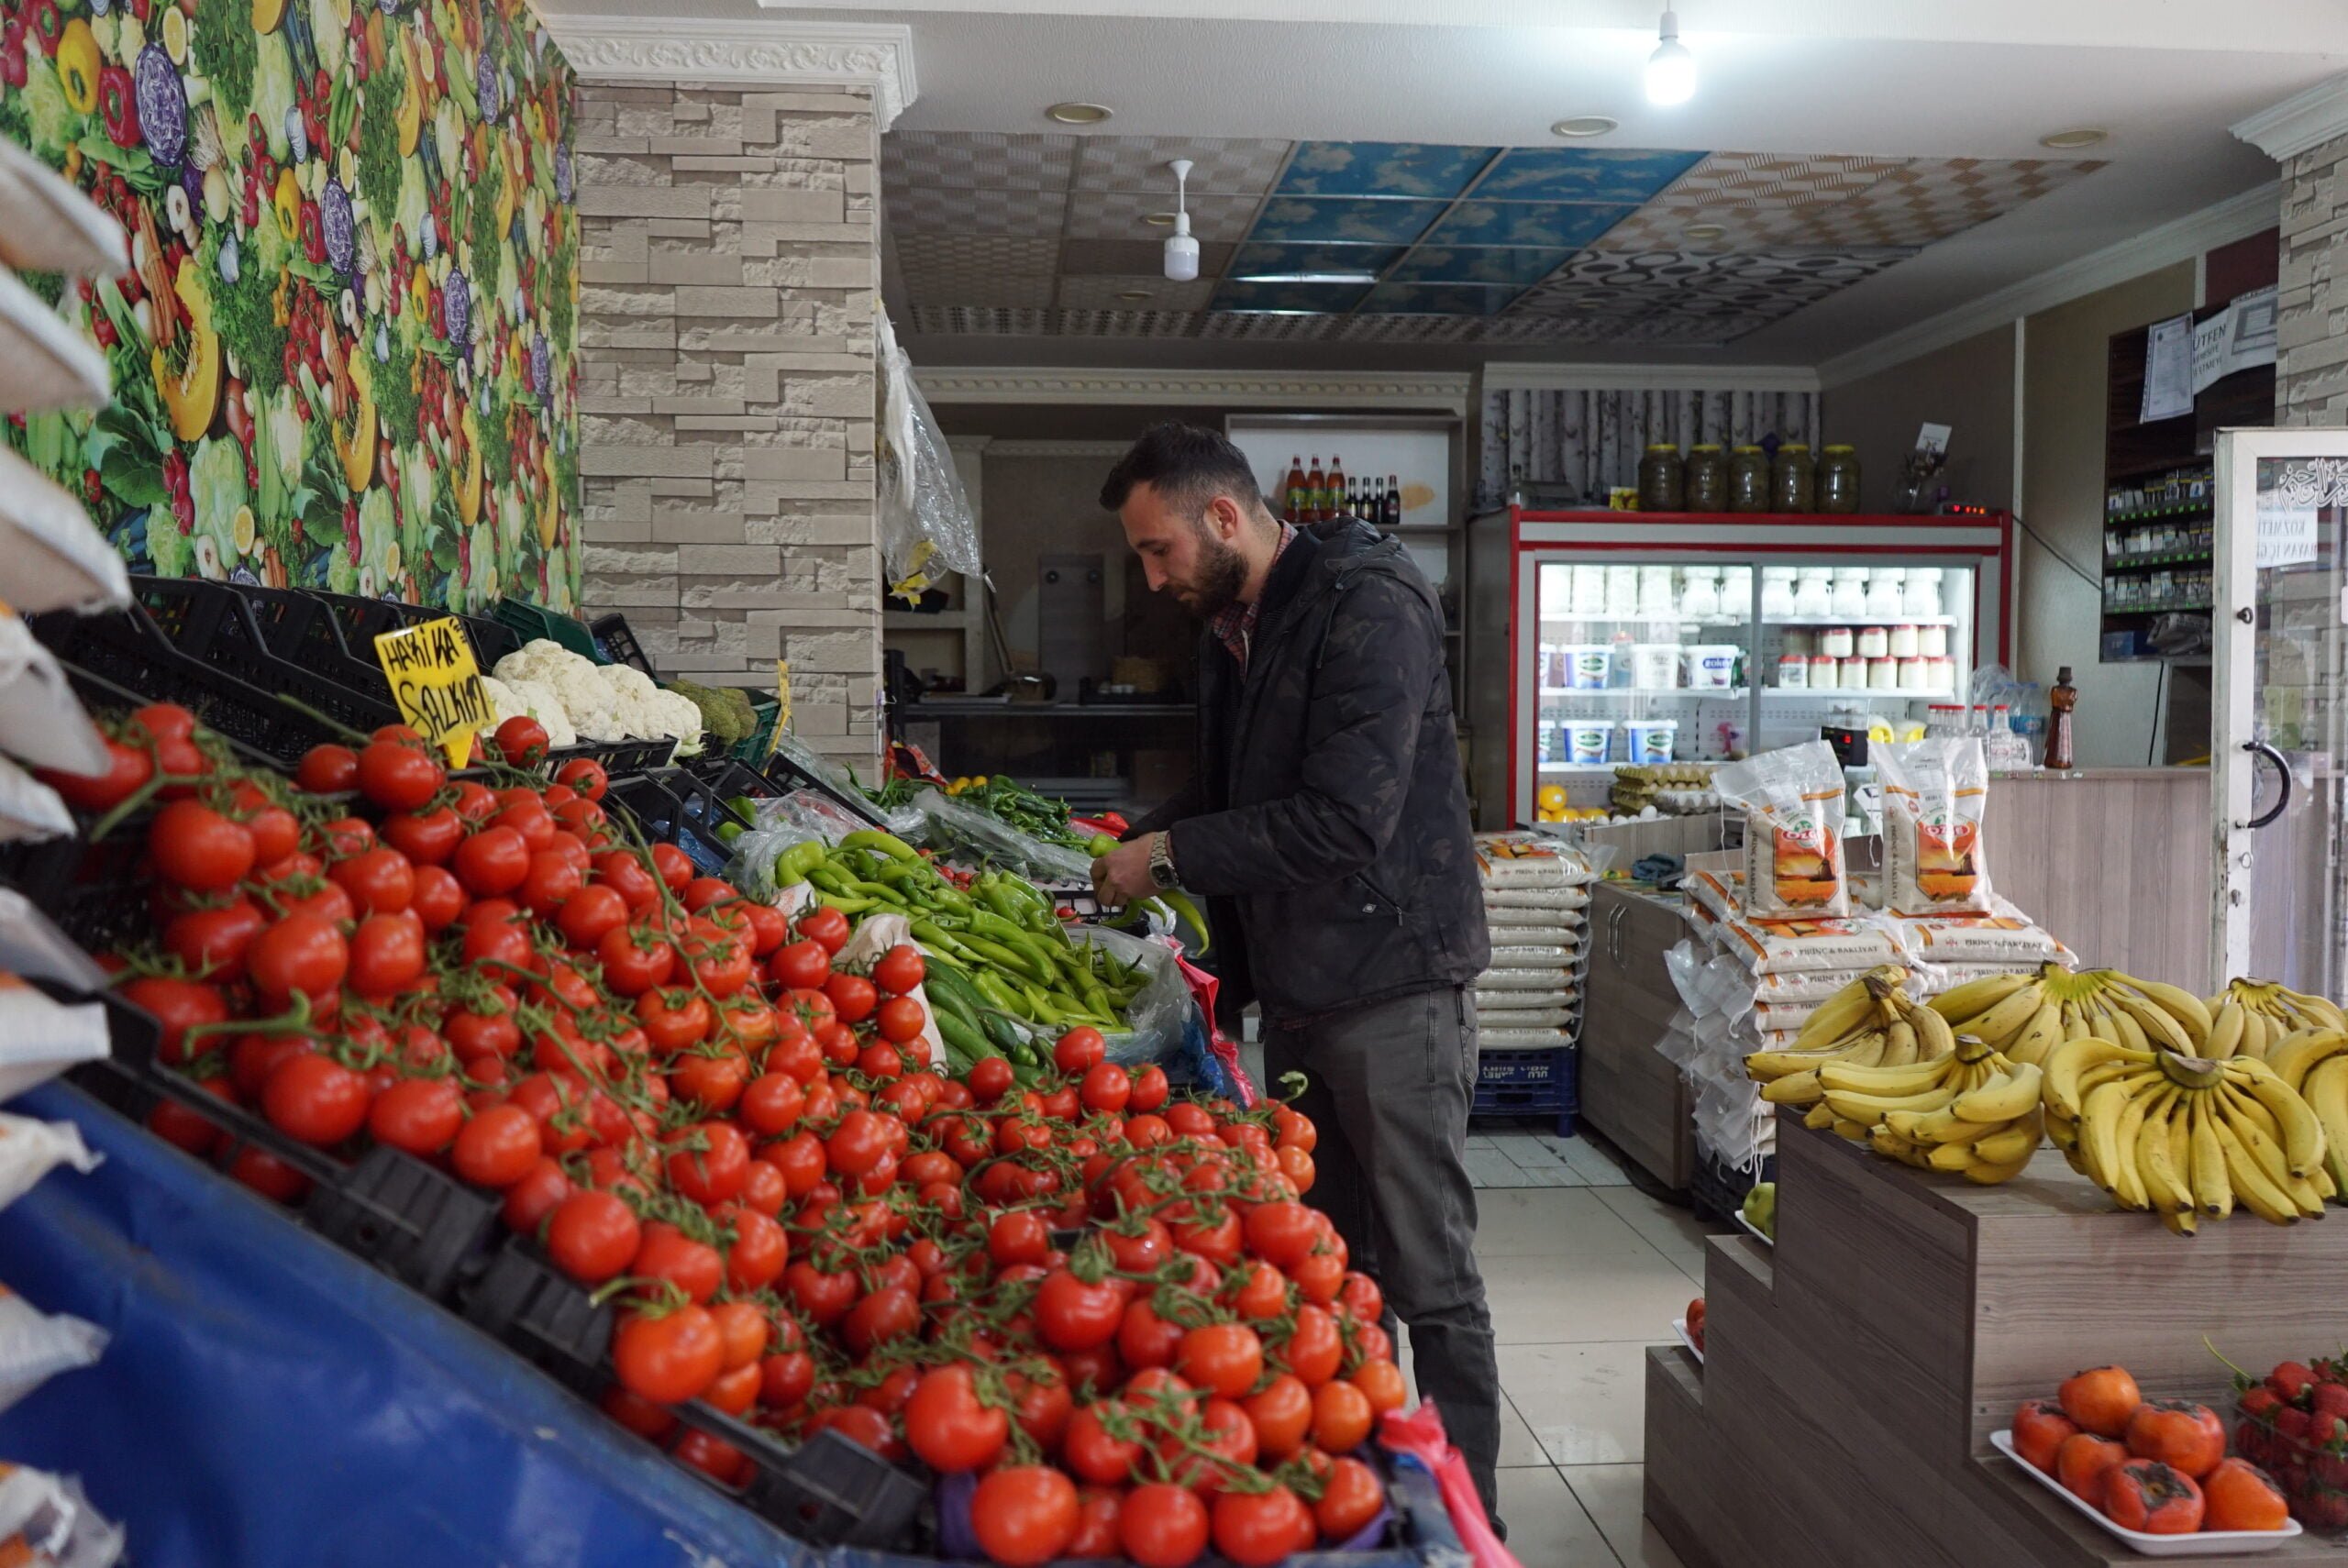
[{"left": 1429, "top": 1125, "right": 1733, "bottom": 1567}]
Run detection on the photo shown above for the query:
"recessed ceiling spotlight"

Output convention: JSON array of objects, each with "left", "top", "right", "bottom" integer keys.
[
  {"left": 2039, "top": 127, "right": 2109, "bottom": 149},
  {"left": 1552, "top": 116, "right": 1620, "bottom": 138},
  {"left": 1144, "top": 212, "right": 1177, "bottom": 226},
  {"left": 1116, "top": 290, "right": 1155, "bottom": 302},
  {"left": 1683, "top": 222, "right": 1727, "bottom": 242},
  {"left": 1047, "top": 102, "right": 1113, "bottom": 125}
]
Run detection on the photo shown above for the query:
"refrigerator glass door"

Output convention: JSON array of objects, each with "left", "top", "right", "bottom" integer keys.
[
  {"left": 2211, "top": 430, "right": 2348, "bottom": 995},
  {"left": 1532, "top": 558, "right": 1755, "bottom": 815}
]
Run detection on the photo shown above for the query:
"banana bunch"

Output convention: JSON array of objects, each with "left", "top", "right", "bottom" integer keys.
[
  {"left": 1745, "top": 966, "right": 1944, "bottom": 1111},
  {"left": 1931, "top": 964, "right": 2213, "bottom": 1067},
  {"left": 2043, "top": 1036, "right": 2335, "bottom": 1234},
  {"left": 2264, "top": 1029, "right": 2348, "bottom": 1201},
  {"left": 1808, "top": 1035, "right": 2044, "bottom": 1183},
  {"left": 2202, "top": 979, "right": 2348, "bottom": 1062}
]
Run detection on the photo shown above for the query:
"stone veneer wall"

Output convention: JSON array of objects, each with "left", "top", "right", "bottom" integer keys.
[
  {"left": 570, "top": 81, "right": 882, "bottom": 766},
  {"left": 2278, "top": 128, "right": 2348, "bottom": 425}
]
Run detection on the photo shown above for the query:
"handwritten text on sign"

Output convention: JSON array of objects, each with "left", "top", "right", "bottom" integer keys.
[{"left": 373, "top": 618, "right": 493, "bottom": 767}]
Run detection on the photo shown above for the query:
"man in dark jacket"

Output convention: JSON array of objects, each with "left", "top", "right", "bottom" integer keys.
[{"left": 1091, "top": 424, "right": 1502, "bottom": 1518}]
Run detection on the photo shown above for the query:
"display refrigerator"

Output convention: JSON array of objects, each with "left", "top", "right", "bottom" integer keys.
[{"left": 1478, "top": 507, "right": 2016, "bottom": 826}]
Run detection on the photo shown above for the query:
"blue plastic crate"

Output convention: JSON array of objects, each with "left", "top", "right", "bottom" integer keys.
[{"left": 1471, "top": 1045, "right": 1578, "bottom": 1137}]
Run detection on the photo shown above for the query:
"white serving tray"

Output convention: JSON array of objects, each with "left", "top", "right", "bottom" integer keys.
[
  {"left": 1734, "top": 1211, "right": 1774, "bottom": 1248},
  {"left": 1671, "top": 1317, "right": 1703, "bottom": 1365},
  {"left": 1988, "top": 1430, "right": 2302, "bottom": 1556}
]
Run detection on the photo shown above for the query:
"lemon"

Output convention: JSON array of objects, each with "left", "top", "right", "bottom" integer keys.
[
  {"left": 273, "top": 167, "right": 302, "bottom": 244},
  {"left": 232, "top": 504, "right": 256, "bottom": 556},
  {"left": 161, "top": 7, "right": 187, "bottom": 65},
  {"left": 383, "top": 540, "right": 402, "bottom": 579}
]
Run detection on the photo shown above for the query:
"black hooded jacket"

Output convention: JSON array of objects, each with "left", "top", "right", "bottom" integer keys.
[{"left": 1135, "top": 517, "right": 1489, "bottom": 1024}]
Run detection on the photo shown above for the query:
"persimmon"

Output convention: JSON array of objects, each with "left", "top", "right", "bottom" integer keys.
[
  {"left": 2202, "top": 1458, "right": 2290, "bottom": 1532},
  {"left": 2012, "top": 1398, "right": 2080, "bottom": 1473},
  {"left": 2124, "top": 1399, "right": 2225, "bottom": 1480},
  {"left": 2058, "top": 1364, "right": 2143, "bottom": 1439},
  {"left": 2104, "top": 1459, "right": 2206, "bottom": 1535},
  {"left": 2054, "top": 1432, "right": 2129, "bottom": 1506}
]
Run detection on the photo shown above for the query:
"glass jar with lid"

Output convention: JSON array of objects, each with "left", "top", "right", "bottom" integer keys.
[
  {"left": 1685, "top": 444, "right": 1729, "bottom": 512},
  {"left": 1773, "top": 443, "right": 1816, "bottom": 513},
  {"left": 1818, "top": 445, "right": 1862, "bottom": 513},
  {"left": 1637, "top": 444, "right": 1686, "bottom": 512},
  {"left": 1729, "top": 446, "right": 1771, "bottom": 512}
]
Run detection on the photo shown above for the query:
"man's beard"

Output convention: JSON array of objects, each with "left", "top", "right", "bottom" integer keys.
[{"left": 1176, "top": 532, "right": 1248, "bottom": 618}]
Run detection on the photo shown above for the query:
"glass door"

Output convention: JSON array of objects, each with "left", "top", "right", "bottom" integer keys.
[
  {"left": 1751, "top": 559, "right": 1979, "bottom": 759},
  {"left": 1529, "top": 558, "right": 1754, "bottom": 823},
  {"left": 2211, "top": 429, "right": 2348, "bottom": 996}
]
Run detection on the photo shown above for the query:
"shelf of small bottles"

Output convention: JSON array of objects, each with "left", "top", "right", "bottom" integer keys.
[
  {"left": 2102, "top": 601, "right": 2213, "bottom": 615},
  {"left": 2103, "top": 549, "right": 2214, "bottom": 572}
]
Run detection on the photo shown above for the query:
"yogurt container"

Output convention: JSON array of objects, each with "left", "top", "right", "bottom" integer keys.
[
  {"left": 1897, "top": 656, "right": 1927, "bottom": 689},
  {"left": 1631, "top": 643, "right": 1681, "bottom": 690},
  {"left": 1840, "top": 657, "right": 1867, "bottom": 689},
  {"left": 1867, "top": 657, "right": 1899, "bottom": 690},
  {"left": 1856, "top": 625, "right": 1889, "bottom": 659},
  {"left": 1819, "top": 626, "right": 1855, "bottom": 658},
  {"left": 1562, "top": 645, "right": 1611, "bottom": 690},
  {"left": 1888, "top": 624, "right": 1920, "bottom": 658},
  {"left": 1809, "top": 655, "right": 1839, "bottom": 689},
  {"left": 1562, "top": 719, "right": 1612, "bottom": 765},
  {"left": 1623, "top": 720, "right": 1678, "bottom": 765},
  {"left": 1686, "top": 645, "right": 1739, "bottom": 690},
  {"left": 1919, "top": 624, "right": 1949, "bottom": 658},
  {"left": 1777, "top": 654, "right": 1808, "bottom": 688}
]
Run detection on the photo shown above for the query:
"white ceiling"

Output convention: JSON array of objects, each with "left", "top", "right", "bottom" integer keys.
[{"left": 537, "top": 0, "right": 2348, "bottom": 369}]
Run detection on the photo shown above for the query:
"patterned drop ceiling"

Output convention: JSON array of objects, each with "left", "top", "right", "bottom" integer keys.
[{"left": 882, "top": 138, "right": 2104, "bottom": 345}]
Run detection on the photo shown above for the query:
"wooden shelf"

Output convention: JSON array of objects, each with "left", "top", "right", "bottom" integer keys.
[
  {"left": 1645, "top": 1116, "right": 2348, "bottom": 1568},
  {"left": 885, "top": 612, "right": 970, "bottom": 632}
]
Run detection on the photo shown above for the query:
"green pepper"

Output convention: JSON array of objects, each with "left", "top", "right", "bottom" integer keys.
[
  {"left": 840, "top": 829, "right": 920, "bottom": 863},
  {"left": 813, "top": 893, "right": 880, "bottom": 914}
]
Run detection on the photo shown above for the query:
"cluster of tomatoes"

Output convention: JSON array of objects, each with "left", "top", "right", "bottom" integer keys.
[
  {"left": 2011, "top": 1364, "right": 2292, "bottom": 1535},
  {"left": 73, "top": 707, "right": 1410, "bottom": 1568}
]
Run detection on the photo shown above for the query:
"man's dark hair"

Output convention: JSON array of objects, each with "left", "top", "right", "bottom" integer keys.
[{"left": 1098, "top": 422, "right": 1268, "bottom": 518}]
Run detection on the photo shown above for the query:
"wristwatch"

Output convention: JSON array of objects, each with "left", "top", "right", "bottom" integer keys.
[{"left": 1147, "top": 832, "right": 1180, "bottom": 891}]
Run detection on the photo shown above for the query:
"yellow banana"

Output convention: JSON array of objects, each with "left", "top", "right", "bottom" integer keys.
[
  {"left": 1823, "top": 1086, "right": 1958, "bottom": 1124},
  {"left": 2215, "top": 1113, "right": 2301, "bottom": 1224},
  {"left": 2217, "top": 1089, "right": 2326, "bottom": 1218},
  {"left": 1820, "top": 1055, "right": 1957, "bottom": 1096},
  {"left": 1930, "top": 971, "right": 2032, "bottom": 1023},
  {"left": 1761, "top": 1068, "right": 1824, "bottom": 1105},
  {"left": 1832, "top": 1118, "right": 1872, "bottom": 1142},
  {"left": 2237, "top": 1007, "right": 2271, "bottom": 1063},
  {"left": 1954, "top": 1061, "right": 2043, "bottom": 1124},
  {"left": 2003, "top": 1002, "right": 2063, "bottom": 1068},
  {"left": 2266, "top": 1028, "right": 2348, "bottom": 1093},
  {"left": 1802, "top": 1101, "right": 1836, "bottom": 1131},
  {"left": 1962, "top": 1145, "right": 2039, "bottom": 1184},
  {"left": 1744, "top": 1048, "right": 1840, "bottom": 1081},
  {"left": 2283, "top": 987, "right": 2348, "bottom": 1032},
  {"left": 1907, "top": 1000, "right": 1956, "bottom": 1063},
  {"left": 2303, "top": 1056, "right": 2348, "bottom": 1200},
  {"left": 1971, "top": 1119, "right": 2042, "bottom": 1167},
  {"left": 2102, "top": 1005, "right": 2152, "bottom": 1055},
  {"left": 2167, "top": 1091, "right": 2197, "bottom": 1212},
  {"left": 1792, "top": 982, "right": 1879, "bottom": 1049},
  {"left": 2046, "top": 1038, "right": 2148, "bottom": 1117},
  {"left": 2159, "top": 1207, "right": 2199, "bottom": 1236},
  {"left": 2226, "top": 1058, "right": 2327, "bottom": 1177},
  {"left": 2110, "top": 986, "right": 2196, "bottom": 1055},
  {"left": 1879, "top": 1020, "right": 1919, "bottom": 1069},
  {"left": 2188, "top": 1096, "right": 2233, "bottom": 1219},
  {"left": 2205, "top": 1000, "right": 2246, "bottom": 1062},
  {"left": 2134, "top": 1088, "right": 2191, "bottom": 1214},
  {"left": 1961, "top": 984, "right": 2051, "bottom": 1047},
  {"left": 2079, "top": 1078, "right": 2134, "bottom": 1193},
  {"left": 1926, "top": 1140, "right": 1977, "bottom": 1172},
  {"left": 2127, "top": 977, "right": 2214, "bottom": 1047},
  {"left": 2109, "top": 1084, "right": 2156, "bottom": 1210}
]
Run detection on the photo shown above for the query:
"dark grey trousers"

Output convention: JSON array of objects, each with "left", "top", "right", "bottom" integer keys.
[{"left": 1263, "top": 986, "right": 1502, "bottom": 1518}]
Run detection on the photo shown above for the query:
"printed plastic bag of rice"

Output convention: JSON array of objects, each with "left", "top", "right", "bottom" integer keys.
[
  {"left": 1876, "top": 737, "right": 1994, "bottom": 916},
  {"left": 1712, "top": 742, "right": 1849, "bottom": 919}
]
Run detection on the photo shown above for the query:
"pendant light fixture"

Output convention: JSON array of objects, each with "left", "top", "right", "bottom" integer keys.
[
  {"left": 1646, "top": 7, "right": 1696, "bottom": 106},
  {"left": 1162, "top": 160, "right": 1199, "bottom": 282}
]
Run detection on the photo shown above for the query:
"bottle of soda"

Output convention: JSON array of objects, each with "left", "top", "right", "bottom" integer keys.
[
  {"left": 1385, "top": 474, "right": 1401, "bottom": 527},
  {"left": 1283, "top": 456, "right": 1306, "bottom": 524},
  {"left": 1305, "top": 456, "right": 1325, "bottom": 521},
  {"left": 1326, "top": 454, "right": 1347, "bottom": 519}
]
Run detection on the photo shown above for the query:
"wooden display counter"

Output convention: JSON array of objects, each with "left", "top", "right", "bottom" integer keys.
[
  {"left": 1580, "top": 882, "right": 1695, "bottom": 1192},
  {"left": 1986, "top": 767, "right": 2210, "bottom": 982},
  {"left": 1645, "top": 1110, "right": 2348, "bottom": 1567}
]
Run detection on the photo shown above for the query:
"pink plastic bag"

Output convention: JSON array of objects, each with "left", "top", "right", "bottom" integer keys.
[{"left": 1380, "top": 1402, "right": 1524, "bottom": 1568}]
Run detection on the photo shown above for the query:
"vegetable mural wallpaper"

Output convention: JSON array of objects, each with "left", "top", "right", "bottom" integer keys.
[{"left": 0, "top": 0, "right": 581, "bottom": 613}]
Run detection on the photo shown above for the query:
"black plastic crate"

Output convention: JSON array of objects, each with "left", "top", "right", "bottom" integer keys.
[
  {"left": 238, "top": 584, "right": 404, "bottom": 701},
  {"left": 588, "top": 613, "right": 657, "bottom": 679},
  {"left": 28, "top": 605, "right": 350, "bottom": 764},
  {"left": 302, "top": 590, "right": 518, "bottom": 681},
  {"left": 459, "top": 1238, "right": 613, "bottom": 1391},
  {"left": 129, "top": 577, "right": 400, "bottom": 736},
  {"left": 1689, "top": 1145, "right": 1774, "bottom": 1225},
  {"left": 603, "top": 767, "right": 746, "bottom": 874}
]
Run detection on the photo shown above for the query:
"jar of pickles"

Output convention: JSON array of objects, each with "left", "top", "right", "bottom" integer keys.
[
  {"left": 1818, "top": 444, "right": 1862, "bottom": 513},
  {"left": 1637, "top": 444, "right": 1685, "bottom": 512},
  {"left": 1685, "top": 444, "right": 1728, "bottom": 512},
  {"left": 1773, "top": 443, "right": 1816, "bottom": 513},
  {"left": 1729, "top": 446, "right": 1771, "bottom": 512}
]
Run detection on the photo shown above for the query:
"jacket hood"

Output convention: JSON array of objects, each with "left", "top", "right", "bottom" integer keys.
[{"left": 1293, "top": 517, "right": 1436, "bottom": 610}]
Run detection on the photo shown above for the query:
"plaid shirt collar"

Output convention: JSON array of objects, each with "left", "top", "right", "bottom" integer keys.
[{"left": 1209, "top": 523, "right": 1296, "bottom": 670}]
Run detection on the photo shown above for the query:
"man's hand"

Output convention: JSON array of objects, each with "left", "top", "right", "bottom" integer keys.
[{"left": 1091, "top": 834, "right": 1159, "bottom": 911}]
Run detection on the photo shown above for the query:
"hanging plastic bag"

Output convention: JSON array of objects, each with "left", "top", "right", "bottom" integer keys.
[
  {"left": 0, "top": 1289, "right": 105, "bottom": 1415},
  {"left": 1713, "top": 741, "right": 1851, "bottom": 919},
  {"left": 1378, "top": 1404, "right": 1523, "bottom": 1568},
  {"left": 1070, "top": 925, "right": 1195, "bottom": 1067},
  {"left": 834, "top": 912, "right": 947, "bottom": 1070},
  {"left": 902, "top": 784, "right": 1095, "bottom": 885},
  {"left": 1169, "top": 948, "right": 1257, "bottom": 1105},
  {"left": 0, "top": 979, "right": 110, "bottom": 1105},
  {"left": 874, "top": 309, "right": 982, "bottom": 595}
]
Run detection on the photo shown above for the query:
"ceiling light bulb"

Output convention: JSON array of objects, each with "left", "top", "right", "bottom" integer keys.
[
  {"left": 1144, "top": 213, "right": 1177, "bottom": 226},
  {"left": 1683, "top": 222, "right": 1726, "bottom": 242},
  {"left": 1646, "top": 8, "right": 1696, "bottom": 107},
  {"left": 1163, "top": 159, "right": 1200, "bottom": 282}
]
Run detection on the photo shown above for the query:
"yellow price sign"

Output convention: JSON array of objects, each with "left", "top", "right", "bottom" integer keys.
[{"left": 373, "top": 617, "right": 494, "bottom": 768}]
